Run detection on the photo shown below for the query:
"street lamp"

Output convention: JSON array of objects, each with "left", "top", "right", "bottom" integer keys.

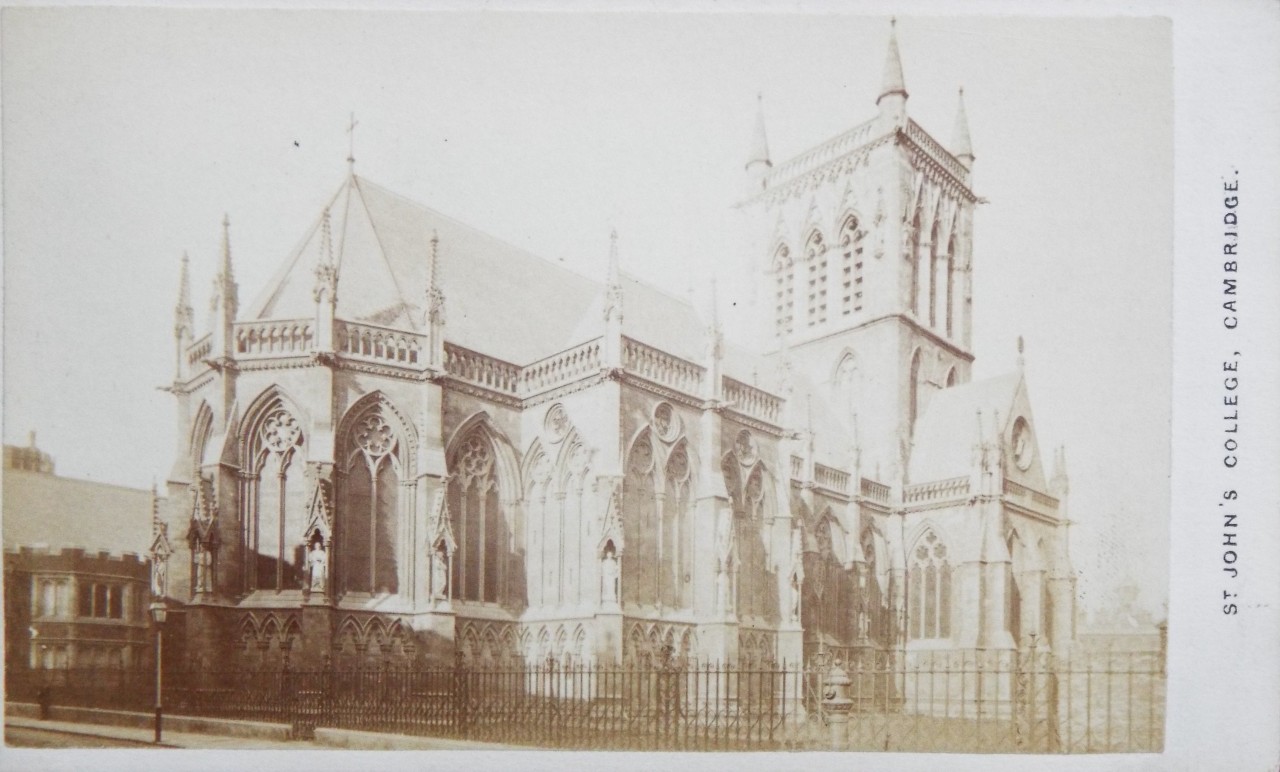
[{"left": 149, "top": 601, "right": 167, "bottom": 743}]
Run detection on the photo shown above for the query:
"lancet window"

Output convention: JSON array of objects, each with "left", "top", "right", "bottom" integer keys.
[
  {"left": 338, "top": 404, "right": 409, "bottom": 595},
  {"left": 244, "top": 401, "right": 307, "bottom": 591},
  {"left": 622, "top": 433, "right": 658, "bottom": 607},
  {"left": 773, "top": 244, "right": 794, "bottom": 338},
  {"left": 722, "top": 452, "right": 774, "bottom": 623},
  {"left": 839, "top": 216, "right": 865, "bottom": 316},
  {"left": 448, "top": 430, "right": 511, "bottom": 604},
  {"left": 804, "top": 231, "right": 827, "bottom": 327},
  {"left": 908, "top": 530, "right": 952, "bottom": 641}
]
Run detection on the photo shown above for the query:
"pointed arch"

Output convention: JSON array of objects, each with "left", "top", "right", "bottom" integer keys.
[
  {"left": 803, "top": 229, "right": 828, "bottom": 327},
  {"left": 833, "top": 349, "right": 860, "bottom": 420},
  {"left": 772, "top": 242, "right": 795, "bottom": 338},
  {"left": 335, "top": 392, "right": 415, "bottom": 596},
  {"left": 661, "top": 437, "right": 694, "bottom": 610},
  {"left": 837, "top": 213, "right": 866, "bottom": 316},
  {"left": 190, "top": 401, "right": 214, "bottom": 474},
  {"left": 447, "top": 413, "right": 521, "bottom": 606},
  {"left": 907, "top": 527, "right": 953, "bottom": 641},
  {"left": 622, "top": 427, "right": 659, "bottom": 607},
  {"left": 239, "top": 386, "right": 309, "bottom": 592}
]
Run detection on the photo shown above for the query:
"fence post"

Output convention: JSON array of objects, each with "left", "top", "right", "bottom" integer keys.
[{"left": 822, "top": 662, "right": 853, "bottom": 750}]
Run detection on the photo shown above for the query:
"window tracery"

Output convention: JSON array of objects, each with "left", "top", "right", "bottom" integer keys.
[
  {"left": 839, "top": 216, "right": 865, "bottom": 316},
  {"left": 339, "top": 402, "right": 406, "bottom": 595},
  {"left": 908, "top": 530, "right": 952, "bottom": 640},
  {"left": 245, "top": 401, "right": 306, "bottom": 592},
  {"left": 773, "top": 244, "right": 794, "bottom": 338},
  {"left": 804, "top": 231, "right": 827, "bottom": 327}
]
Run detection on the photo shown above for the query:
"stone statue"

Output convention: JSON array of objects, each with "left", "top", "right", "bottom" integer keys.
[
  {"left": 194, "top": 545, "right": 212, "bottom": 594},
  {"left": 432, "top": 547, "right": 448, "bottom": 600},
  {"left": 151, "top": 557, "right": 167, "bottom": 598},
  {"left": 858, "top": 606, "right": 870, "bottom": 640},
  {"left": 601, "top": 547, "right": 620, "bottom": 604},
  {"left": 789, "top": 571, "right": 801, "bottom": 623},
  {"left": 306, "top": 539, "right": 328, "bottom": 593}
]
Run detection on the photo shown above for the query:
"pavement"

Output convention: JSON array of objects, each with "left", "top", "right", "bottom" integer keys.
[{"left": 4, "top": 703, "right": 520, "bottom": 751}]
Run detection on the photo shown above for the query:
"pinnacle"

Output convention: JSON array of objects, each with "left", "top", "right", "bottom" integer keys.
[{"left": 877, "top": 18, "right": 908, "bottom": 105}]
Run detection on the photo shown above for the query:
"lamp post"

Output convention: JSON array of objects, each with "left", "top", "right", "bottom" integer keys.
[{"left": 149, "top": 601, "right": 167, "bottom": 743}]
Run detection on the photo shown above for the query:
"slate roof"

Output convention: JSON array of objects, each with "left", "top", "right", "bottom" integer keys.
[
  {"left": 907, "top": 371, "right": 1022, "bottom": 482},
  {"left": 3, "top": 467, "right": 153, "bottom": 557},
  {"left": 249, "top": 175, "right": 710, "bottom": 366}
]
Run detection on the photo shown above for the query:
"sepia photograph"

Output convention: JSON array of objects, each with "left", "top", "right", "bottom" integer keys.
[{"left": 1, "top": 4, "right": 1267, "bottom": 768}]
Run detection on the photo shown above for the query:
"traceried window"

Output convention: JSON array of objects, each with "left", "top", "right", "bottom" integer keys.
[
  {"left": 622, "top": 433, "right": 658, "bottom": 607},
  {"left": 945, "top": 234, "right": 957, "bottom": 338},
  {"left": 929, "top": 220, "right": 941, "bottom": 328},
  {"left": 773, "top": 244, "right": 794, "bottom": 338},
  {"left": 804, "top": 231, "right": 827, "bottom": 327},
  {"left": 908, "top": 530, "right": 952, "bottom": 641},
  {"left": 339, "top": 406, "right": 407, "bottom": 595},
  {"left": 448, "top": 430, "right": 512, "bottom": 604},
  {"left": 839, "top": 216, "right": 865, "bottom": 315},
  {"left": 245, "top": 403, "right": 307, "bottom": 591},
  {"left": 723, "top": 454, "right": 774, "bottom": 622}
]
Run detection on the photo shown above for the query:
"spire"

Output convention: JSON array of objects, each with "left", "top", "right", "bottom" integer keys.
[
  {"left": 746, "top": 93, "right": 772, "bottom": 171},
  {"left": 877, "top": 18, "right": 909, "bottom": 106},
  {"left": 952, "top": 86, "right": 974, "bottom": 166},
  {"left": 602, "top": 229, "right": 624, "bottom": 369},
  {"left": 1017, "top": 335, "right": 1026, "bottom": 370},
  {"left": 218, "top": 214, "right": 238, "bottom": 317},
  {"left": 175, "top": 252, "right": 193, "bottom": 334},
  {"left": 424, "top": 228, "right": 446, "bottom": 369},
  {"left": 346, "top": 112, "right": 359, "bottom": 175}
]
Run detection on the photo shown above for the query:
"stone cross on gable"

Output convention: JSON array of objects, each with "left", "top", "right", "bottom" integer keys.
[{"left": 346, "top": 112, "right": 359, "bottom": 169}]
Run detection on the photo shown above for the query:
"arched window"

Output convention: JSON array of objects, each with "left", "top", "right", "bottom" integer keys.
[
  {"left": 945, "top": 233, "right": 957, "bottom": 338},
  {"left": 663, "top": 442, "right": 693, "bottom": 610},
  {"left": 804, "top": 231, "right": 827, "bottom": 327},
  {"left": 909, "top": 210, "right": 922, "bottom": 316},
  {"left": 929, "top": 220, "right": 941, "bottom": 328},
  {"left": 244, "top": 401, "right": 307, "bottom": 591},
  {"left": 723, "top": 452, "right": 775, "bottom": 623},
  {"left": 448, "top": 430, "right": 511, "bottom": 604},
  {"left": 860, "top": 529, "right": 886, "bottom": 645},
  {"left": 773, "top": 244, "right": 794, "bottom": 338},
  {"left": 835, "top": 353, "right": 859, "bottom": 419},
  {"left": 945, "top": 366, "right": 958, "bottom": 388},
  {"left": 908, "top": 349, "right": 922, "bottom": 432},
  {"left": 803, "top": 513, "right": 854, "bottom": 646},
  {"left": 839, "top": 216, "right": 865, "bottom": 316},
  {"left": 622, "top": 433, "right": 658, "bottom": 607},
  {"left": 908, "top": 530, "right": 952, "bottom": 641},
  {"left": 338, "top": 403, "right": 409, "bottom": 595}
]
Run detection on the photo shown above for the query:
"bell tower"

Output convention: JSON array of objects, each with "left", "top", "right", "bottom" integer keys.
[{"left": 735, "top": 19, "right": 980, "bottom": 482}]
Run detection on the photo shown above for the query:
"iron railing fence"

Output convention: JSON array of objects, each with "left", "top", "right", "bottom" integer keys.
[{"left": 6, "top": 649, "right": 1164, "bottom": 753}]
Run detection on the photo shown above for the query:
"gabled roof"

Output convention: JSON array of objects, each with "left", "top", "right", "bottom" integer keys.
[
  {"left": 907, "top": 372, "right": 1023, "bottom": 483},
  {"left": 248, "top": 175, "right": 709, "bottom": 366}
]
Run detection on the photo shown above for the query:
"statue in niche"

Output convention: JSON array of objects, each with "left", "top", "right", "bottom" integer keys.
[
  {"left": 432, "top": 544, "right": 449, "bottom": 600},
  {"left": 601, "top": 544, "right": 620, "bottom": 605},
  {"left": 151, "top": 557, "right": 167, "bottom": 599},
  {"left": 306, "top": 536, "right": 328, "bottom": 594},
  {"left": 194, "top": 544, "right": 213, "bottom": 594},
  {"left": 789, "top": 571, "right": 801, "bottom": 623}
]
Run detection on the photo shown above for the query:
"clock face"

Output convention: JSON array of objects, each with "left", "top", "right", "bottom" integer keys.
[{"left": 1012, "top": 420, "right": 1033, "bottom": 471}]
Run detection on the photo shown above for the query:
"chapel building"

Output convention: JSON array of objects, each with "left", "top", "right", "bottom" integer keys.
[{"left": 155, "top": 22, "right": 1076, "bottom": 671}]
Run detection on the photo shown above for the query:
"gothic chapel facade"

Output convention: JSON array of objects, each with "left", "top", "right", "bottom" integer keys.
[{"left": 156, "top": 23, "right": 1076, "bottom": 671}]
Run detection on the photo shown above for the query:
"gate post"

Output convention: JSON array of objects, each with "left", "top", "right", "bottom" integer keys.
[{"left": 822, "top": 663, "right": 853, "bottom": 750}]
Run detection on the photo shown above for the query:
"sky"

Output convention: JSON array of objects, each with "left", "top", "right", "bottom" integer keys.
[{"left": 1, "top": 9, "right": 1172, "bottom": 616}]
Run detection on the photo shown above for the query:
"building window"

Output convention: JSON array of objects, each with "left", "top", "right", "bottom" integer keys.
[
  {"left": 35, "top": 578, "right": 67, "bottom": 618},
  {"left": 338, "top": 404, "right": 408, "bottom": 595},
  {"left": 908, "top": 530, "right": 952, "bottom": 641},
  {"left": 448, "top": 429, "right": 512, "bottom": 604},
  {"left": 773, "top": 244, "right": 794, "bottom": 338},
  {"left": 839, "top": 216, "right": 865, "bottom": 315},
  {"left": 77, "top": 582, "right": 124, "bottom": 619},
  {"left": 804, "top": 231, "right": 826, "bottom": 327},
  {"left": 244, "top": 401, "right": 307, "bottom": 591}
]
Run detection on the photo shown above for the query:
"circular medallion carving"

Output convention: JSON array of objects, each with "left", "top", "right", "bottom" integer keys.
[
  {"left": 460, "top": 435, "right": 494, "bottom": 478},
  {"left": 544, "top": 404, "right": 571, "bottom": 443},
  {"left": 356, "top": 414, "right": 395, "bottom": 457},
  {"left": 651, "top": 402, "right": 680, "bottom": 443},
  {"left": 261, "top": 409, "right": 301, "bottom": 454}
]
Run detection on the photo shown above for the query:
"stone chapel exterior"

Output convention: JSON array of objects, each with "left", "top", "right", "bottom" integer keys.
[{"left": 154, "top": 23, "right": 1076, "bottom": 671}]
